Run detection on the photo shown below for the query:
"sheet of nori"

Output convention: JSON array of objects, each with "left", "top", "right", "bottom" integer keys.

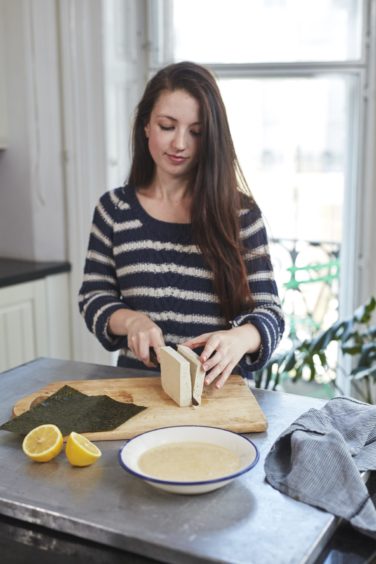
[{"left": 0, "top": 385, "right": 147, "bottom": 436}]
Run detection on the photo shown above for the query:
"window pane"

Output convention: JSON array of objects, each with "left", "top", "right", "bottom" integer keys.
[
  {"left": 172, "top": 0, "right": 362, "bottom": 63},
  {"left": 219, "top": 76, "right": 356, "bottom": 339}
]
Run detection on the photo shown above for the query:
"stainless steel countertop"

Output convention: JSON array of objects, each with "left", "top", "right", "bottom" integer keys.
[{"left": 0, "top": 358, "right": 338, "bottom": 564}]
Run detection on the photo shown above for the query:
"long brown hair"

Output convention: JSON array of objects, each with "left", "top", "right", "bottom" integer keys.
[{"left": 128, "top": 61, "right": 254, "bottom": 323}]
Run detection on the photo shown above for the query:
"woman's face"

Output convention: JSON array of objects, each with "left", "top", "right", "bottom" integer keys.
[{"left": 144, "top": 89, "right": 201, "bottom": 182}]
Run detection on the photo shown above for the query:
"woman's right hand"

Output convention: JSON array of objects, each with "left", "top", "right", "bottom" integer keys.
[
  {"left": 126, "top": 313, "right": 165, "bottom": 367},
  {"left": 108, "top": 309, "right": 164, "bottom": 367}
]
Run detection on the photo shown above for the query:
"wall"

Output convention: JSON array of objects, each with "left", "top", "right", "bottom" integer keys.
[
  {"left": 0, "top": 0, "right": 114, "bottom": 365},
  {"left": 358, "top": 0, "right": 376, "bottom": 306},
  {"left": 58, "top": 0, "right": 114, "bottom": 365},
  {"left": 0, "top": 0, "right": 66, "bottom": 261}
]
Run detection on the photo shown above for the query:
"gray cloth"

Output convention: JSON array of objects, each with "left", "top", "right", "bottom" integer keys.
[{"left": 264, "top": 396, "right": 376, "bottom": 537}]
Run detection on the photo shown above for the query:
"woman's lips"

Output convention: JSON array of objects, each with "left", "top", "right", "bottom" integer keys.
[{"left": 166, "top": 153, "right": 188, "bottom": 164}]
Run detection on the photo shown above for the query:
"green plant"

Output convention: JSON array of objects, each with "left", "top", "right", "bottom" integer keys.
[{"left": 254, "top": 296, "right": 376, "bottom": 403}]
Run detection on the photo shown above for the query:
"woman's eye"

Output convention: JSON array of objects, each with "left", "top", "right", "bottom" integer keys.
[
  {"left": 191, "top": 130, "right": 201, "bottom": 137},
  {"left": 159, "top": 125, "right": 174, "bottom": 131}
]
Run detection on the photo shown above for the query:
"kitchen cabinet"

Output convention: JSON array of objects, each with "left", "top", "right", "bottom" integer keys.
[
  {"left": 0, "top": 279, "right": 47, "bottom": 372},
  {"left": 0, "top": 260, "right": 71, "bottom": 372}
]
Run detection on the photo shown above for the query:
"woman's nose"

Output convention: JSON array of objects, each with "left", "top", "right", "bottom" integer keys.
[{"left": 172, "top": 129, "right": 186, "bottom": 151}]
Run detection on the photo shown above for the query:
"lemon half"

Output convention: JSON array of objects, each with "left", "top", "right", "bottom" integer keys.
[
  {"left": 22, "top": 424, "right": 63, "bottom": 462},
  {"left": 65, "top": 432, "right": 102, "bottom": 467}
]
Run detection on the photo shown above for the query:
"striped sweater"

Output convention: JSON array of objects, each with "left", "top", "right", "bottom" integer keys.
[{"left": 78, "top": 185, "right": 284, "bottom": 377}]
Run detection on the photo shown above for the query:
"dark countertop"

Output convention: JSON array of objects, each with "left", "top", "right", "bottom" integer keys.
[
  {"left": 0, "top": 258, "right": 71, "bottom": 288},
  {"left": 0, "top": 358, "right": 375, "bottom": 564}
]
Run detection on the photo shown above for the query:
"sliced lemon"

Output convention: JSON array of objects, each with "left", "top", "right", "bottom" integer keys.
[
  {"left": 22, "top": 424, "right": 63, "bottom": 462},
  {"left": 65, "top": 432, "right": 102, "bottom": 467}
]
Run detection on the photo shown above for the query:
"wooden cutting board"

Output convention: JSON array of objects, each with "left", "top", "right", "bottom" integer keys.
[{"left": 12, "top": 375, "right": 267, "bottom": 440}]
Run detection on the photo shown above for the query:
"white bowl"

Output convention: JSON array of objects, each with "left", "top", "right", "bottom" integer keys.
[{"left": 118, "top": 425, "right": 259, "bottom": 495}]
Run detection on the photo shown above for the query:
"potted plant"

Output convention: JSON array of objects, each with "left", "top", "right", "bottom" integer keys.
[{"left": 254, "top": 296, "right": 376, "bottom": 403}]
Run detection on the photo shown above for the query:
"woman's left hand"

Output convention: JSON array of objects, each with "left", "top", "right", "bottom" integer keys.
[{"left": 181, "top": 324, "right": 261, "bottom": 389}]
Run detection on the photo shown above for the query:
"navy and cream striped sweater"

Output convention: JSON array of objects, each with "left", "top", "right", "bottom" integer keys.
[{"left": 78, "top": 185, "right": 284, "bottom": 377}]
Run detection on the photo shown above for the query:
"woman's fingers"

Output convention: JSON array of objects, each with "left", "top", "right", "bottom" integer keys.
[
  {"left": 213, "top": 364, "right": 234, "bottom": 388},
  {"left": 205, "top": 360, "right": 235, "bottom": 388},
  {"left": 182, "top": 333, "right": 212, "bottom": 350},
  {"left": 181, "top": 332, "right": 221, "bottom": 364},
  {"left": 181, "top": 325, "right": 259, "bottom": 388},
  {"left": 201, "top": 337, "right": 222, "bottom": 363},
  {"left": 185, "top": 327, "right": 254, "bottom": 389},
  {"left": 203, "top": 346, "right": 233, "bottom": 385},
  {"left": 201, "top": 341, "right": 226, "bottom": 368},
  {"left": 127, "top": 316, "right": 164, "bottom": 367}
]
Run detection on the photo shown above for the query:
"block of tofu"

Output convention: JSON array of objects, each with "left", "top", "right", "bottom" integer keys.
[
  {"left": 177, "top": 345, "right": 206, "bottom": 406},
  {"left": 159, "top": 346, "right": 192, "bottom": 407}
]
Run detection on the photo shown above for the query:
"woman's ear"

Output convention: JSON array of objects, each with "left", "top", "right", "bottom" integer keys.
[{"left": 144, "top": 124, "right": 150, "bottom": 138}]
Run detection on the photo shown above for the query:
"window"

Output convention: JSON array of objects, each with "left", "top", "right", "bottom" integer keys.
[
  {"left": 147, "top": 0, "right": 374, "bottom": 360},
  {"left": 218, "top": 75, "right": 353, "bottom": 340},
  {"left": 171, "top": 0, "right": 362, "bottom": 63}
]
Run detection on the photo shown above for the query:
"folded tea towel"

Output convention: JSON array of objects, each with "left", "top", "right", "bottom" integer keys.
[{"left": 264, "top": 396, "right": 376, "bottom": 538}]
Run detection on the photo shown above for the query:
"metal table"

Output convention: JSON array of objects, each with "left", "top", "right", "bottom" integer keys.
[{"left": 0, "top": 358, "right": 342, "bottom": 564}]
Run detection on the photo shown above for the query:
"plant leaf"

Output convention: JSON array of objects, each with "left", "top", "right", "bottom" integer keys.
[
  {"left": 282, "top": 350, "right": 297, "bottom": 372},
  {"left": 350, "top": 366, "right": 376, "bottom": 380},
  {"left": 354, "top": 296, "right": 376, "bottom": 323},
  {"left": 341, "top": 345, "right": 362, "bottom": 355}
]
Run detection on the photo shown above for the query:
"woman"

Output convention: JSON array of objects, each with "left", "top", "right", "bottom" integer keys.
[{"left": 79, "top": 61, "right": 284, "bottom": 388}]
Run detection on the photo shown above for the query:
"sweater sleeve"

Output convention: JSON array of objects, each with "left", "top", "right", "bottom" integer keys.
[
  {"left": 231, "top": 205, "right": 285, "bottom": 375},
  {"left": 78, "top": 191, "right": 129, "bottom": 351}
]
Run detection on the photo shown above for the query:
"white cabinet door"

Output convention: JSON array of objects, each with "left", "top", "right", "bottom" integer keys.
[
  {"left": 0, "top": 273, "right": 72, "bottom": 373},
  {"left": 0, "top": 280, "right": 48, "bottom": 372}
]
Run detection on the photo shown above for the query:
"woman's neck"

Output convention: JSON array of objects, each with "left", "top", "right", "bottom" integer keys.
[
  {"left": 148, "top": 175, "right": 190, "bottom": 202},
  {"left": 136, "top": 177, "right": 192, "bottom": 224}
]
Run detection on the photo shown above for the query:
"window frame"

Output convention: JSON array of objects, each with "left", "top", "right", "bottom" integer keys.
[
  {"left": 146, "top": 0, "right": 376, "bottom": 312},
  {"left": 146, "top": 0, "right": 376, "bottom": 394}
]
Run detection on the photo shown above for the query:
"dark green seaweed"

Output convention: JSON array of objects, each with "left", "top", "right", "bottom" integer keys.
[{"left": 0, "top": 385, "right": 147, "bottom": 436}]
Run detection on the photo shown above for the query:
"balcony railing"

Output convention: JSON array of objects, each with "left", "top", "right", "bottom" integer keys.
[{"left": 270, "top": 238, "right": 340, "bottom": 344}]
